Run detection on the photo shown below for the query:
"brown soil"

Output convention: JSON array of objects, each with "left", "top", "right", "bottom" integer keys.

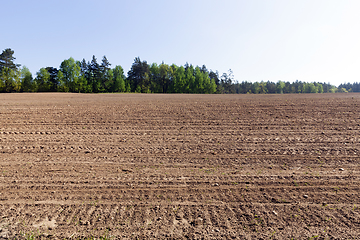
[{"left": 0, "top": 93, "right": 359, "bottom": 239}]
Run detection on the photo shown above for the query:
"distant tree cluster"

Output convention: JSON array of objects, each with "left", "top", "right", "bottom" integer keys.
[
  {"left": 232, "top": 80, "right": 333, "bottom": 94},
  {"left": 1, "top": 48, "right": 359, "bottom": 94}
]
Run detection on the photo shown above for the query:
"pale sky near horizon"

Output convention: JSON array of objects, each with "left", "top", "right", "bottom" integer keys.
[{"left": 2, "top": 0, "right": 360, "bottom": 86}]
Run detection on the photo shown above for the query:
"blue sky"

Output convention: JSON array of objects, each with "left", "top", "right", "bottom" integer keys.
[{"left": 2, "top": 0, "right": 359, "bottom": 86}]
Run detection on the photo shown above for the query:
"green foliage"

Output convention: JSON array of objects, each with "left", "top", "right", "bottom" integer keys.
[
  {"left": 0, "top": 48, "right": 20, "bottom": 70},
  {"left": 194, "top": 66, "right": 204, "bottom": 93},
  {"left": 172, "top": 65, "right": 184, "bottom": 93},
  {"left": 0, "top": 67, "right": 20, "bottom": 92},
  {"left": 159, "top": 63, "right": 172, "bottom": 93},
  {"left": 135, "top": 85, "right": 141, "bottom": 93},
  {"left": 89, "top": 55, "right": 101, "bottom": 92},
  {"left": 102, "top": 68, "right": 113, "bottom": 92},
  {"left": 307, "top": 83, "right": 318, "bottom": 93},
  {"left": 276, "top": 80, "right": 285, "bottom": 94},
  {"left": 4, "top": 48, "right": 358, "bottom": 95},
  {"left": 149, "top": 63, "right": 160, "bottom": 92},
  {"left": 56, "top": 70, "right": 65, "bottom": 92},
  {"left": 127, "top": 57, "right": 150, "bottom": 92},
  {"left": 315, "top": 83, "right": 323, "bottom": 93},
  {"left": 35, "top": 68, "right": 51, "bottom": 92},
  {"left": 100, "top": 56, "right": 112, "bottom": 92},
  {"left": 219, "top": 70, "right": 235, "bottom": 93},
  {"left": 20, "top": 66, "right": 34, "bottom": 92},
  {"left": 112, "top": 65, "right": 126, "bottom": 92},
  {"left": 337, "top": 87, "right": 348, "bottom": 93},
  {"left": 0, "top": 49, "right": 23, "bottom": 93},
  {"left": 185, "top": 65, "right": 195, "bottom": 93}
]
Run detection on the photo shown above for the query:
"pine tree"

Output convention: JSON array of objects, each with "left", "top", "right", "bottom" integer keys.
[
  {"left": 89, "top": 56, "right": 101, "bottom": 92},
  {"left": 127, "top": 57, "right": 150, "bottom": 92},
  {"left": 100, "top": 56, "right": 112, "bottom": 92},
  {"left": 0, "top": 48, "right": 20, "bottom": 70}
]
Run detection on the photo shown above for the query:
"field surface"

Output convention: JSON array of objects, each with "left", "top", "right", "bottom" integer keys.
[{"left": 0, "top": 93, "right": 359, "bottom": 239}]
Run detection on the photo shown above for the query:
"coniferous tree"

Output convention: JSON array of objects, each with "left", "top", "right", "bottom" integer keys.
[
  {"left": 80, "top": 59, "right": 88, "bottom": 75},
  {"left": 127, "top": 57, "right": 150, "bottom": 92},
  {"left": 209, "top": 70, "right": 220, "bottom": 86},
  {"left": 353, "top": 82, "right": 360, "bottom": 92},
  {"left": 0, "top": 48, "right": 20, "bottom": 71},
  {"left": 79, "top": 59, "right": 92, "bottom": 92},
  {"left": 266, "top": 81, "right": 276, "bottom": 93},
  {"left": 0, "top": 49, "right": 21, "bottom": 92},
  {"left": 89, "top": 56, "right": 101, "bottom": 92},
  {"left": 100, "top": 56, "right": 112, "bottom": 92},
  {"left": 2, "top": 51, "right": 348, "bottom": 95},
  {"left": 200, "top": 65, "right": 208, "bottom": 74}
]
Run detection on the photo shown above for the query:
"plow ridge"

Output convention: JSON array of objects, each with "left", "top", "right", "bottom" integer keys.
[{"left": 0, "top": 93, "right": 359, "bottom": 238}]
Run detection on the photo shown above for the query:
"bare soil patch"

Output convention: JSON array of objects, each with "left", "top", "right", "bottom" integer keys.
[{"left": 0, "top": 93, "right": 359, "bottom": 239}]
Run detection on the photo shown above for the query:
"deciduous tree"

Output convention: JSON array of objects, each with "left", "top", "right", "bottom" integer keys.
[
  {"left": 35, "top": 68, "right": 51, "bottom": 92},
  {"left": 45, "top": 67, "right": 59, "bottom": 91},
  {"left": 59, "top": 57, "right": 81, "bottom": 92},
  {"left": 20, "top": 66, "right": 33, "bottom": 92},
  {"left": 112, "top": 65, "right": 126, "bottom": 92},
  {"left": 0, "top": 67, "right": 18, "bottom": 92}
]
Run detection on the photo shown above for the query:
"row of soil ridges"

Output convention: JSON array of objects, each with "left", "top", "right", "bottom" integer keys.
[{"left": 0, "top": 93, "right": 359, "bottom": 239}]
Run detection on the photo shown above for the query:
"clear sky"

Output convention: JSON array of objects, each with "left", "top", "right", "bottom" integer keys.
[{"left": 2, "top": 0, "right": 360, "bottom": 86}]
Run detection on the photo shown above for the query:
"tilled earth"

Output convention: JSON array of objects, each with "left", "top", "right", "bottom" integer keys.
[{"left": 0, "top": 93, "right": 359, "bottom": 239}]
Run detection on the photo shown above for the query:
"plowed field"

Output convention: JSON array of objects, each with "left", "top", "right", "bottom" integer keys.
[{"left": 0, "top": 93, "right": 359, "bottom": 239}]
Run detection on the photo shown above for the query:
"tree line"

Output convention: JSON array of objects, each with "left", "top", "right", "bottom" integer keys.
[{"left": 0, "top": 48, "right": 359, "bottom": 94}]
